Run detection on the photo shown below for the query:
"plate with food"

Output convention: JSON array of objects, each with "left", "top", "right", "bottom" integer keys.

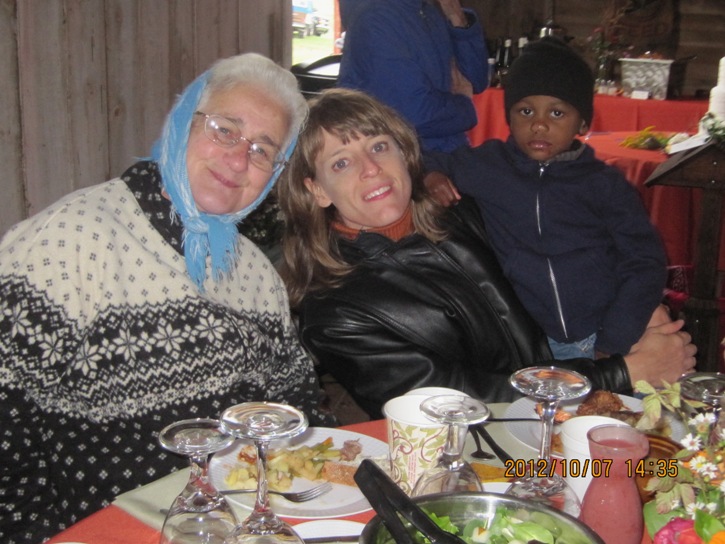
[
  {"left": 209, "top": 427, "right": 388, "bottom": 519},
  {"left": 503, "top": 390, "right": 686, "bottom": 456}
]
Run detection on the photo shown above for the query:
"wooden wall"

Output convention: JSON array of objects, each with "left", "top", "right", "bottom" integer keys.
[
  {"left": 0, "top": 0, "right": 291, "bottom": 237},
  {"left": 2, "top": 0, "right": 723, "bottom": 239},
  {"left": 463, "top": 0, "right": 725, "bottom": 97}
]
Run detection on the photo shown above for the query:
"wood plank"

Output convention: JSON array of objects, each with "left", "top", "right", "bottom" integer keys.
[
  {"left": 65, "top": 0, "right": 109, "bottom": 189},
  {"left": 194, "top": 0, "right": 240, "bottom": 68},
  {"left": 169, "top": 1, "right": 196, "bottom": 95},
  {"left": 17, "top": 0, "right": 74, "bottom": 216},
  {"left": 0, "top": 0, "right": 26, "bottom": 235}
]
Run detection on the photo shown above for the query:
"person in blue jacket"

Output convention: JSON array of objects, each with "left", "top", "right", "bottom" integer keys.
[
  {"left": 424, "top": 37, "right": 669, "bottom": 360},
  {"left": 337, "top": 0, "right": 488, "bottom": 153}
]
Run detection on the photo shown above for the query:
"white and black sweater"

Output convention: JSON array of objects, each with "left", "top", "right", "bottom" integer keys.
[{"left": 0, "top": 161, "right": 333, "bottom": 543}]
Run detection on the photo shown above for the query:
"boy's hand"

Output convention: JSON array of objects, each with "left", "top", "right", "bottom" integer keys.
[{"left": 424, "top": 171, "right": 461, "bottom": 207}]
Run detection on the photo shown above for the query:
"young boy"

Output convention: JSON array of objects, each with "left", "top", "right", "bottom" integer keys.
[{"left": 424, "top": 37, "right": 667, "bottom": 360}]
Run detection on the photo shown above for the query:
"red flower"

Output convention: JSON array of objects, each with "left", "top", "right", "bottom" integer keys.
[{"left": 654, "top": 518, "right": 704, "bottom": 544}]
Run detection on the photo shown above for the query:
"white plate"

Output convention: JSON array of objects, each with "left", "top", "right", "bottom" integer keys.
[
  {"left": 503, "top": 394, "right": 685, "bottom": 456},
  {"left": 482, "top": 481, "right": 511, "bottom": 494},
  {"left": 210, "top": 427, "right": 387, "bottom": 519},
  {"left": 294, "top": 519, "right": 365, "bottom": 539}
]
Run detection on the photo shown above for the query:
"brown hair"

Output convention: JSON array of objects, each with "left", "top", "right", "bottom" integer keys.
[{"left": 277, "top": 88, "right": 446, "bottom": 309}]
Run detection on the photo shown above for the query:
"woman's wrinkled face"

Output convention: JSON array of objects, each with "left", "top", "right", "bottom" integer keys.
[
  {"left": 509, "top": 95, "right": 588, "bottom": 163},
  {"left": 304, "top": 129, "right": 412, "bottom": 230},
  {"left": 186, "top": 83, "right": 290, "bottom": 215}
]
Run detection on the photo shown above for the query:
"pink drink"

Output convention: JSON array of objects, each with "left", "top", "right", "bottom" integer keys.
[{"left": 580, "top": 425, "right": 649, "bottom": 544}]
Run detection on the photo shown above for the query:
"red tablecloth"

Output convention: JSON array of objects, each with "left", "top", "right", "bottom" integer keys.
[
  {"left": 468, "top": 88, "right": 708, "bottom": 146},
  {"left": 46, "top": 421, "right": 384, "bottom": 544}
]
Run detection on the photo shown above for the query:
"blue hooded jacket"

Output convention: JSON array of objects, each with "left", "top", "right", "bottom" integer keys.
[{"left": 425, "top": 137, "right": 667, "bottom": 355}]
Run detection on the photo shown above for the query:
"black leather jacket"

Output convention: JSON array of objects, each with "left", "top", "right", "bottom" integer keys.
[{"left": 299, "top": 197, "right": 632, "bottom": 419}]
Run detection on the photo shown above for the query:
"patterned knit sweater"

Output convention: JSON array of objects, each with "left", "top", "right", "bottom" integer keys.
[{"left": 0, "top": 161, "right": 333, "bottom": 543}]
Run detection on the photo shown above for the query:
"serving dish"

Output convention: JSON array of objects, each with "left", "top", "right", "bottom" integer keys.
[{"left": 359, "top": 492, "right": 604, "bottom": 544}]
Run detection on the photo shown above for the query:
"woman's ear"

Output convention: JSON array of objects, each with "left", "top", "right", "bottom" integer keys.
[{"left": 303, "top": 178, "right": 333, "bottom": 208}]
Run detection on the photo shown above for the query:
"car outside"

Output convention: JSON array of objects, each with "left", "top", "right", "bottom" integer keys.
[
  {"left": 293, "top": 0, "right": 314, "bottom": 38},
  {"left": 312, "top": 12, "right": 329, "bottom": 36}
]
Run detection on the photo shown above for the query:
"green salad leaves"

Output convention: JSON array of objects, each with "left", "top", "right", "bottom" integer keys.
[{"left": 378, "top": 506, "right": 594, "bottom": 544}]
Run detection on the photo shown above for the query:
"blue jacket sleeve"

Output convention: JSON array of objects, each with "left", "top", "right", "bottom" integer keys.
[
  {"left": 338, "top": 8, "right": 487, "bottom": 142},
  {"left": 450, "top": 11, "right": 489, "bottom": 94},
  {"left": 594, "top": 171, "right": 667, "bottom": 354}
]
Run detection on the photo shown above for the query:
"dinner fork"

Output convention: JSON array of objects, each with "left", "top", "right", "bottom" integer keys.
[{"left": 220, "top": 481, "right": 332, "bottom": 502}]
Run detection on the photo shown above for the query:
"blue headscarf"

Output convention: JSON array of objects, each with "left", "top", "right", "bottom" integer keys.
[{"left": 150, "top": 70, "right": 297, "bottom": 291}]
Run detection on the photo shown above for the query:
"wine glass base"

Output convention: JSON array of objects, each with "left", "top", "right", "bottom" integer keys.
[
  {"left": 506, "top": 475, "right": 581, "bottom": 518},
  {"left": 225, "top": 523, "right": 304, "bottom": 544},
  {"left": 160, "top": 511, "right": 237, "bottom": 544},
  {"left": 412, "top": 464, "right": 482, "bottom": 497}
]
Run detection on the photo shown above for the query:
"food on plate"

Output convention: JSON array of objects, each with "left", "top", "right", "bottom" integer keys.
[
  {"left": 321, "top": 460, "right": 357, "bottom": 486},
  {"left": 544, "top": 390, "right": 672, "bottom": 454},
  {"left": 575, "top": 390, "right": 625, "bottom": 415},
  {"left": 224, "top": 437, "right": 362, "bottom": 491},
  {"left": 470, "top": 462, "right": 510, "bottom": 483}
]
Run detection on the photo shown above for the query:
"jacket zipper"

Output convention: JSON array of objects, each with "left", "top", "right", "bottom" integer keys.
[{"left": 537, "top": 163, "right": 568, "bottom": 340}]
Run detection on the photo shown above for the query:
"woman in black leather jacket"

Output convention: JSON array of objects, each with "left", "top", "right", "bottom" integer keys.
[{"left": 277, "top": 89, "right": 696, "bottom": 419}]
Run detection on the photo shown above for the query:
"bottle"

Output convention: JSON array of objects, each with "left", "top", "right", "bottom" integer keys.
[
  {"left": 517, "top": 36, "right": 528, "bottom": 57},
  {"left": 497, "top": 38, "right": 514, "bottom": 87},
  {"left": 580, "top": 425, "right": 649, "bottom": 544},
  {"left": 490, "top": 37, "right": 504, "bottom": 87}
]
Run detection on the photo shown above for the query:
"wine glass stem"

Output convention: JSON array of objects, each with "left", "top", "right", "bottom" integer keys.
[
  {"left": 254, "top": 440, "right": 272, "bottom": 514},
  {"left": 538, "top": 399, "right": 558, "bottom": 462},
  {"left": 440, "top": 422, "right": 467, "bottom": 464},
  {"left": 189, "top": 453, "right": 216, "bottom": 496}
]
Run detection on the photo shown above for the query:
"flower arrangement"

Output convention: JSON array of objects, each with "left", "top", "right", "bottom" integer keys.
[
  {"left": 701, "top": 113, "right": 725, "bottom": 144},
  {"left": 635, "top": 380, "right": 725, "bottom": 544}
]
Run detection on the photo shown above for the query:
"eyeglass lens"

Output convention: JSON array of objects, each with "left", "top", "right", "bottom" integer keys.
[{"left": 203, "top": 114, "right": 283, "bottom": 171}]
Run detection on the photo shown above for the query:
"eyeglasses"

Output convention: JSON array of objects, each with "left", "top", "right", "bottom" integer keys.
[{"left": 194, "top": 112, "right": 286, "bottom": 172}]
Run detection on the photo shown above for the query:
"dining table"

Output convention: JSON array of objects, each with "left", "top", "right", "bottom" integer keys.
[
  {"left": 44, "top": 402, "right": 655, "bottom": 544},
  {"left": 467, "top": 88, "right": 709, "bottom": 146}
]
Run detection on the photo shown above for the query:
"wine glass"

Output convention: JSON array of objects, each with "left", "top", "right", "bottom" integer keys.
[
  {"left": 411, "top": 394, "right": 490, "bottom": 496},
  {"left": 678, "top": 372, "right": 725, "bottom": 445},
  {"left": 505, "top": 366, "right": 592, "bottom": 517},
  {"left": 158, "top": 418, "right": 239, "bottom": 544},
  {"left": 220, "top": 402, "right": 308, "bottom": 544}
]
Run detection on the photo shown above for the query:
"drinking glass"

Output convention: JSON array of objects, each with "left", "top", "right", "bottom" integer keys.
[
  {"left": 678, "top": 372, "right": 725, "bottom": 445},
  {"left": 220, "top": 402, "right": 308, "bottom": 544},
  {"left": 411, "top": 394, "right": 490, "bottom": 496},
  {"left": 158, "top": 418, "right": 239, "bottom": 544},
  {"left": 505, "top": 366, "right": 592, "bottom": 517}
]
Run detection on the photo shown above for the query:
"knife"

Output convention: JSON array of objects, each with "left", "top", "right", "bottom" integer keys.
[
  {"left": 353, "top": 459, "right": 466, "bottom": 544},
  {"left": 472, "top": 424, "right": 513, "bottom": 464}
]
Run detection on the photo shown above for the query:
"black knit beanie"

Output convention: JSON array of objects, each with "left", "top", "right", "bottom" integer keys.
[{"left": 504, "top": 37, "right": 595, "bottom": 126}]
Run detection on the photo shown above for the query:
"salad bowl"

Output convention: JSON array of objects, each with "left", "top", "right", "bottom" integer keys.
[{"left": 359, "top": 491, "right": 604, "bottom": 544}]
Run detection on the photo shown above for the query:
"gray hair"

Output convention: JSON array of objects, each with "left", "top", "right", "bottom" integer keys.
[{"left": 198, "top": 52, "right": 308, "bottom": 150}]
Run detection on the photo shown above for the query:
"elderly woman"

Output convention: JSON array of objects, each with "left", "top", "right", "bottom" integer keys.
[
  {"left": 0, "top": 53, "right": 333, "bottom": 543},
  {"left": 277, "top": 88, "right": 696, "bottom": 420}
]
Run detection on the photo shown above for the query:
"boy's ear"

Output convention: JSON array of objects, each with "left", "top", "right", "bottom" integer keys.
[{"left": 579, "top": 121, "right": 589, "bottom": 135}]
